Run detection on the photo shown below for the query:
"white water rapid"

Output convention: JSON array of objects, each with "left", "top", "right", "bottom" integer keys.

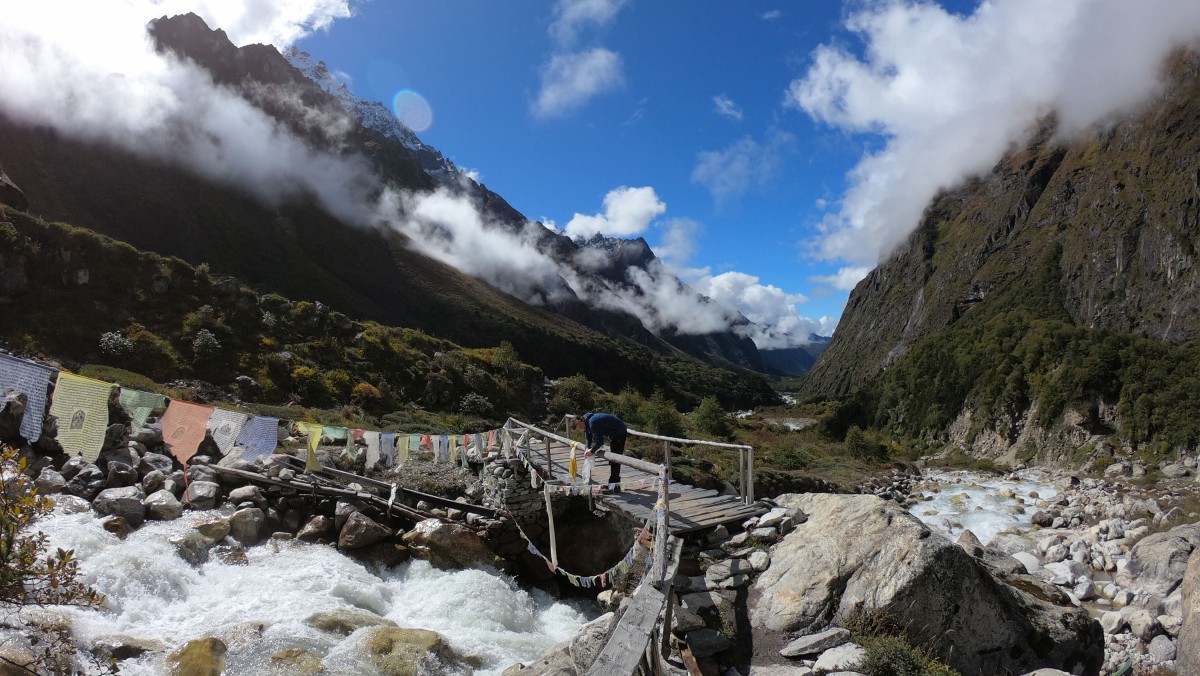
[
  {"left": 29, "top": 505, "right": 597, "bottom": 675},
  {"left": 907, "top": 469, "right": 1062, "bottom": 545}
]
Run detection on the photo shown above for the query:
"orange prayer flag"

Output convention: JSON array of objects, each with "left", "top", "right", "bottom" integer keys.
[{"left": 160, "top": 400, "right": 214, "bottom": 465}]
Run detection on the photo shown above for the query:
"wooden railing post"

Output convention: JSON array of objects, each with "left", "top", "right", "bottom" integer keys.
[{"left": 654, "top": 467, "right": 669, "bottom": 585}]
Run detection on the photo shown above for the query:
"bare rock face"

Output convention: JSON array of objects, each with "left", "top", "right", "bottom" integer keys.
[
  {"left": 750, "top": 493, "right": 1102, "bottom": 676},
  {"left": 401, "top": 518, "right": 500, "bottom": 570},
  {"left": 1114, "top": 524, "right": 1200, "bottom": 597},
  {"left": 1178, "top": 549, "right": 1200, "bottom": 675},
  {"left": 502, "top": 611, "right": 616, "bottom": 675}
]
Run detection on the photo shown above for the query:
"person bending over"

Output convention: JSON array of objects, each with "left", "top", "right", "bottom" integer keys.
[{"left": 576, "top": 412, "right": 627, "bottom": 493}]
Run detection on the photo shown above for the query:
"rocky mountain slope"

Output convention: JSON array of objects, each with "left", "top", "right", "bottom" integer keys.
[
  {"left": 0, "top": 13, "right": 774, "bottom": 406},
  {"left": 801, "top": 51, "right": 1200, "bottom": 451}
]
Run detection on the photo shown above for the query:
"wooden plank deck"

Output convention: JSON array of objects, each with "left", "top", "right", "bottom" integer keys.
[{"left": 522, "top": 439, "right": 765, "bottom": 535}]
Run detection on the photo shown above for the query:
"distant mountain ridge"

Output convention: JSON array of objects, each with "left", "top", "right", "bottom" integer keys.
[{"left": 0, "top": 12, "right": 777, "bottom": 407}]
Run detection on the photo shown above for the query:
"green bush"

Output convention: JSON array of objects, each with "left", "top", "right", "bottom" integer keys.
[
  {"left": 548, "top": 373, "right": 601, "bottom": 418},
  {"left": 692, "top": 396, "right": 731, "bottom": 437},
  {"left": 639, "top": 389, "right": 684, "bottom": 437}
]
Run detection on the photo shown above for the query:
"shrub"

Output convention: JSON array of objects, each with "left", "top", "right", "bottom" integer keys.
[
  {"left": 192, "top": 328, "right": 222, "bottom": 358},
  {"left": 351, "top": 382, "right": 385, "bottom": 415},
  {"left": 548, "top": 373, "right": 600, "bottom": 418},
  {"left": 98, "top": 331, "right": 132, "bottom": 360},
  {"left": 458, "top": 393, "right": 496, "bottom": 418},
  {"left": 0, "top": 444, "right": 116, "bottom": 675},
  {"left": 639, "top": 389, "right": 684, "bottom": 437}
]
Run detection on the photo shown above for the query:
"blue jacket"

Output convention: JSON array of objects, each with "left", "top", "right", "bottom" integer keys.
[{"left": 583, "top": 412, "right": 626, "bottom": 452}]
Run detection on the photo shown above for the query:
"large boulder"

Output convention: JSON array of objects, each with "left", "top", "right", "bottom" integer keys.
[
  {"left": 1114, "top": 524, "right": 1200, "bottom": 597},
  {"left": 229, "top": 507, "right": 266, "bottom": 547},
  {"left": 401, "top": 519, "right": 500, "bottom": 569},
  {"left": 1179, "top": 549, "right": 1200, "bottom": 675},
  {"left": 362, "top": 627, "right": 478, "bottom": 676},
  {"left": 338, "top": 511, "right": 393, "bottom": 550},
  {"left": 93, "top": 486, "right": 146, "bottom": 527},
  {"left": 750, "top": 493, "right": 1102, "bottom": 676},
  {"left": 167, "top": 637, "right": 226, "bottom": 676},
  {"left": 503, "top": 612, "right": 615, "bottom": 675},
  {"left": 65, "top": 463, "right": 106, "bottom": 500}
]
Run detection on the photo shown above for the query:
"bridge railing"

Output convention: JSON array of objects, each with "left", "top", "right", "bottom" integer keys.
[{"left": 562, "top": 414, "right": 756, "bottom": 505}]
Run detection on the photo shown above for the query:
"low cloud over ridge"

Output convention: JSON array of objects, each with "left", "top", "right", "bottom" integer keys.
[{"left": 790, "top": 0, "right": 1200, "bottom": 268}]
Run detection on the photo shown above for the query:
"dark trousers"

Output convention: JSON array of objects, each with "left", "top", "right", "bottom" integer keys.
[{"left": 606, "top": 433, "right": 625, "bottom": 484}]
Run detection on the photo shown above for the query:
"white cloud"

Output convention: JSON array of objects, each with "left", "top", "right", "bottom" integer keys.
[
  {"left": 693, "top": 272, "right": 830, "bottom": 348},
  {"left": 158, "top": 0, "right": 352, "bottom": 47},
  {"left": 692, "top": 130, "right": 795, "bottom": 203},
  {"left": 761, "top": 10, "right": 783, "bottom": 21},
  {"left": 550, "top": 0, "right": 629, "bottom": 46},
  {"left": 788, "top": 0, "right": 1200, "bottom": 266},
  {"left": 533, "top": 48, "right": 624, "bottom": 118},
  {"left": 564, "top": 186, "right": 666, "bottom": 238},
  {"left": 652, "top": 218, "right": 702, "bottom": 267},
  {"left": 713, "top": 94, "right": 744, "bottom": 121},
  {"left": 812, "top": 266, "right": 872, "bottom": 291}
]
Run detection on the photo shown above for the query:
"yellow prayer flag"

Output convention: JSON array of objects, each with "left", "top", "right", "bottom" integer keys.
[
  {"left": 49, "top": 372, "right": 114, "bottom": 462},
  {"left": 568, "top": 443, "right": 577, "bottom": 481},
  {"left": 295, "top": 421, "right": 323, "bottom": 473}
]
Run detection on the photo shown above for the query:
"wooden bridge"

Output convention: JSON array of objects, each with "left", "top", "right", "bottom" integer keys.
[{"left": 505, "top": 418, "right": 767, "bottom": 676}]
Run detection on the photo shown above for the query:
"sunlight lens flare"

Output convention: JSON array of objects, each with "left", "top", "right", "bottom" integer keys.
[{"left": 392, "top": 89, "right": 432, "bottom": 132}]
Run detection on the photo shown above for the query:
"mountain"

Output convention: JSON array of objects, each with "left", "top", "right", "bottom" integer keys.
[
  {"left": 801, "top": 50, "right": 1200, "bottom": 452},
  {"left": 0, "top": 13, "right": 776, "bottom": 408},
  {"left": 760, "top": 334, "right": 830, "bottom": 377}
]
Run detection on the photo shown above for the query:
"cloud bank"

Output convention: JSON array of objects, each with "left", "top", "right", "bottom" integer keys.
[{"left": 790, "top": 0, "right": 1200, "bottom": 267}]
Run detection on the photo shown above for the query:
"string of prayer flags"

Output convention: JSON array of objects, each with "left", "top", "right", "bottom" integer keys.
[
  {"left": 159, "top": 399, "right": 214, "bottom": 465},
  {"left": 49, "top": 371, "right": 113, "bottom": 461},
  {"left": 295, "top": 421, "right": 323, "bottom": 473},
  {"left": 363, "top": 430, "right": 381, "bottom": 469},
  {"left": 207, "top": 408, "right": 248, "bottom": 456},
  {"left": 118, "top": 387, "right": 166, "bottom": 433},
  {"left": 0, "top": 352, "right": 56, "bottom": 442},
  {"left": 235, "top": 416, "right": 279, "bottom": 462}
]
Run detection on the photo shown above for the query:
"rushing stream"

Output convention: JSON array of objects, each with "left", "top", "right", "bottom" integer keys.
[
  {"left": 29, "top": 505, "right": 597, "bottom": 675},
  {"left": 906, "top": 469, "right": 1062, "bottom": 545}
]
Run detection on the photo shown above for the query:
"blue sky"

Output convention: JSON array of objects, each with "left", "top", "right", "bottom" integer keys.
[
  {"left": 294, "top": 1, "right": 876, "bottom": 333},
  {"left": 6, "top": 0, "right": 1200, "bottom": 348}
]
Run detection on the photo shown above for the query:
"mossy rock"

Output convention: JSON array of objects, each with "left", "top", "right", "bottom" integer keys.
[
  {"left": 270, "top": 647, "right": 326, "bottom": 674},
  {"left": 305, "top": 607, "right": 397, "bottom": 637},
  {"left": 363, "top": 627, "right": 479, "bottom": 676},
  {"left": 168, "top": 637, "right": 226, "bottom": 676}
]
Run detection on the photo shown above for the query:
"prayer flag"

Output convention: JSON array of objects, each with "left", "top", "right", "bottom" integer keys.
[
  {"left": 159, "top": 400, "right": 214, "bottom": 465},
  {"left": 207, "top": 408, "right": 248, "bottom": 456},
  {"left": 381, "top": 432, "right": 398, "bottom": 466},
  {"left": 0, "top": 352, "right": 56, "bottom": 442},
  {"left": 118, "top": 387, "right": 166, "bottom": 433},
  {"left": 364, "top": 430, "right": 381, "bottom": 469},
  {"left": 48, "top": 371, "right": 113, "bottom": 461},
  {"left": 321, "top": 425, "right": 347, "bottom": 445},
  {"left": 449, "top": 435, "right": 459, "bottom": 465},
  {"left": 568, "top": 443, "right": 577, "bottom": 481},
  {"left": 295, "top": 421, "right": 323, "bottom": 473},
  {"left": 235, "top": 416, "right": 279, "bottom": 462}
]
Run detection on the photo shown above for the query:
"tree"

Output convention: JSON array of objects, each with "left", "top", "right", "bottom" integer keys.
[
  {"left": 0, "top": 444, "right": 115, "bottom": 675},
  {"left": 692, "top": 396, "right": 731, "bottom": 437},
  {"left": 548, "top": 374, "right": 599, "bottom": 418},
  {"left": 639, "top": 389, "right": 685, "bottom": 437}
]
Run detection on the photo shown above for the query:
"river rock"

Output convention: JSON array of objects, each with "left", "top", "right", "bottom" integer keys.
[
  {"left": 338, "top": 511, "right": 392, "bottom": 550},
  {"left": 672, "top": 606, "right": 706, "bottom": 633},
  {"left": 1178, "top": 549, "right": 1200, "bottom": 675},
  {"left": 144, "top": 489, "right": 183, "bottom": 521},
  {"left": 306, "top": 607, "right": 397, "bottom": 636},
  {"left": 35, "top": 467, "right": 66, "bottom": 494},
  {"left": 780, "top": 627, "right": 850, "bottom": 658},
  {"left": 51, "top": 494, "right": 91, "bottom": 513},
  {"left": 1148, "top": 634, "right": 1176, "bottom": 661},
  {"left": 195, "top": 516, "right": 231, "bottom": 540},
  {"left": 93, "top": 486, "right": 146, "bottom": 527},
  {"left": 227, "top": 485, "right": 267, "bottom": 510},
  {"left": 229, "top": 507, "right": 266, "bottom": 546},
  {"left": 750, "top": 493, "right": 1102, "bottom": 676},
  {"left": 167, "top": 637, "right": 226, "bottom": 676},
  {"left": 270, "top": 648, "right": 325, "bottom": 675},
  {"left": 106, "top": 461, "right": 139, "bottom": 488},
  {"left": 1114, "top": 524, "right": 1200, "bottom": 597},
  {"left": 65, "top": 463, "right": 106, "bottom": 500},
  {"left": 297, "top": 515, "right": 333, "bottom": 542},
  {"left": 139, "top": 452, "right": 174, "bottom": 477},
  {"left": 685, "top": 628, "right": 732, "bottom": 658},
  {"left": 813, "top": 643, "right": 866, "bottom": 672},
  {"left": 363, "top": 627, "right": 477, "bottom": 676},
  {"left": 401, "top": 519, "right": 499, "bottom": 569},
  {"left": 706, "top": 558, "right": 753, "bottom": 584},
  {"left": 748, "top": 550, "right": 770, "bottom": 572},
  {"left": 335, "top": 500, "right": 360, "bottom": 531},
  {"left": 183, "top": 480, "right": 221, "bottom": 510}
]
